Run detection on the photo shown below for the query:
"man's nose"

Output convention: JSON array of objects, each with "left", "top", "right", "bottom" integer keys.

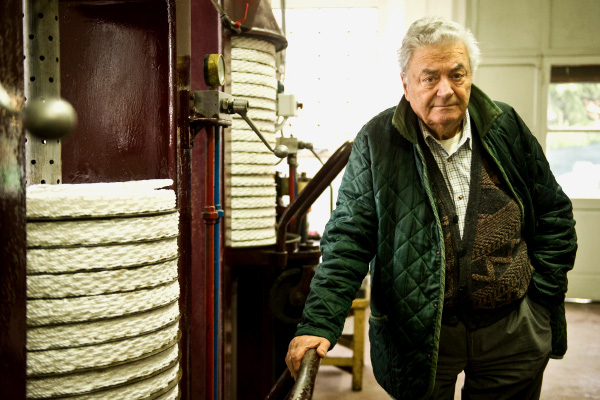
[{"left": 436, "top": 77, "right": 454, "bottom": 98}]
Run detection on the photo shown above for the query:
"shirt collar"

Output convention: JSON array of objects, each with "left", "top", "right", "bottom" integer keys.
[{"left": 419, "top": 110, "right": 472, "bottom": 155}]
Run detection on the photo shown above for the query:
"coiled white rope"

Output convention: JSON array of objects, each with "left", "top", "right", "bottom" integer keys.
[
  {"left": 25, "top": 180, "right": 181, "bottom": 399},
  {"left": 27, "top": 237, "right": 178, "bottom": 274},
  {"left": 228, "top": 36, "right": 280, "bottom": 247},
  {"left": 27, "top": 344, "right": 179, "bottom": 398}
]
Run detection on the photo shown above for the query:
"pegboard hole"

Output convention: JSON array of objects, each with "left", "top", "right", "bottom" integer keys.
[
  {"left": 56, "top": 179, "right": 61, "bottom": 184},
  {"left": 41, "top": 139, "right": 47, "bottom": 144},
  {"left": 29, "top": 34, "right": 34, "bottom": 40},
  {"left": 48, "top": 36, "right": 53, "bottom": 41},
  {"left": 56, "top": 57, "right": 59, "bottom": 63},
  {"left": 55, "top": 16, "right": 58, "bottom": 21},
  {"left": 40, "top": 55, "right": 45, "bottom": 61},
  {"left": 49, "top": 160, "right": 54, "bottom": 165},
  {"left": 31, "top": 160, "right": 37, "bottom": 165},
  {"left": 30, "top": 76, "right": 35, "bottom": 82},
  {"left": 41, "top": 180, "right": 46, "bottom": 184},
  {"left": 49, "top": 77, "right": 54, "bottom": 83},
  {"left": 38, "top": 13, "right": 44, "bottom": 18}
]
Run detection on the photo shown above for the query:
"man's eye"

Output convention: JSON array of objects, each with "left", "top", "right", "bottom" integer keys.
[
  {"left": 453, "top": 73, "right": 465, "bottom": 80},
  {"left": 423, "top": 77, "right": 435, "bottom": 83}
]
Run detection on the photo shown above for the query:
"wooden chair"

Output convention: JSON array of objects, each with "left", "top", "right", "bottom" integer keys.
[{"left": 320, "top": 297, "right": 369, "bottom": 391}]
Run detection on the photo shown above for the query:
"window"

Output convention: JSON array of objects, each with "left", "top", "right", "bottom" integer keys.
[
  {"left": 272, "top": 3, "right": 395, "bottom": 235},
  {"left": 546, "top": 66, "right": 600, "bottom": 199},
  {"left": 272, "top": 6, "right": 385, "bottom": 150}
]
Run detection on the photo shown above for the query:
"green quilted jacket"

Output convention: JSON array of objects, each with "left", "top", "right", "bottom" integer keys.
[{"left": 295, "top": 85, "right": 577, "bottom": 399}]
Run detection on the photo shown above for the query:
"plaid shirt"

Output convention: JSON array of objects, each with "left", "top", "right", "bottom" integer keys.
[{"left": 419, "top": 111, "right": 472, "bottom": 237}]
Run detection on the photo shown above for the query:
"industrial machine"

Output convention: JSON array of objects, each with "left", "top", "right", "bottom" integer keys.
[{"left": 0, "top": 1, "right": 349, "bottom": 399}]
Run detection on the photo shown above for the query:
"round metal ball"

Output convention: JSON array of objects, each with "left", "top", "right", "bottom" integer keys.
[
  {"left": 274, "top": 144, "right": 289, "bottom": 158},
  {"left": 22, "top": 98, "right": 77, "bottom": 139}
]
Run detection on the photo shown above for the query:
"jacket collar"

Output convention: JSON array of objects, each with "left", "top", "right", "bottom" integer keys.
[{"left": 392, "top": 84, "right": 503, "bottom": 144}]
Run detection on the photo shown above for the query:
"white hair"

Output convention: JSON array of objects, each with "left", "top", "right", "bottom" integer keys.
[{"left": 398, "top": 16, "right": 481, "bottom": 76}]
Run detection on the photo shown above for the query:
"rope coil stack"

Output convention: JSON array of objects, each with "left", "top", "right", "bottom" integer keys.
[
  {"left": 227, "top": 36, "right": 279, "bottom": 247},
  {"left": 26, "top": 179, "right": 181, "bottom": 400}
]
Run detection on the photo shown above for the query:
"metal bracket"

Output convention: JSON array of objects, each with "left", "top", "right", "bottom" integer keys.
[
  {"left": 190, "top": 90, "right": 288, "bottom": 158},
  {"left": 276, "top": 136, "right": 313, "bottom": 156}
]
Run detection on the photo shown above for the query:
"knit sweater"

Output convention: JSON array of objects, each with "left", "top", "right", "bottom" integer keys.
[{"left": 422, "top": 132, "right": 533, "bottom": 329}]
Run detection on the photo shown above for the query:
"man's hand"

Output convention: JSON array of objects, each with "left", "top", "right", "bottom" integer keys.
[{"left": 285, "top": 335, "right": 331, "bottom": 380}]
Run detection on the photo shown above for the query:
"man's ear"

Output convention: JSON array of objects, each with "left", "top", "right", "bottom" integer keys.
[{"left": 401, "top": 73, "right": 410, "bottom": 101}]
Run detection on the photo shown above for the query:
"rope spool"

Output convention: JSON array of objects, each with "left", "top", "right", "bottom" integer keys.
[
  {"left": 27, "top": 345, "right": 179, "bottom": 399},
  {"left": 27, "top": 238, "right": 178, "bottom": 274},
  {"left": 227, "top": 35, "right": 280, "bottom": 247},
  {"left": 26, "top": 179, "right": 181, "bottom": 399}
]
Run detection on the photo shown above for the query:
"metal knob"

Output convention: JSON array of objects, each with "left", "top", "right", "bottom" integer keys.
[
  {"left": 22, "top": 97, "right": 77, "bottom": 139},
  {"left": 274, "top": 145, "right": 289, "bottom": 158},
  {"left": 0, "top": 83, "right": 77, "bottom": 139}
]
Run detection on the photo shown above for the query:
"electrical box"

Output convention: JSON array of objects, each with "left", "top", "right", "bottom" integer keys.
[{"left": 277, "top": 93, "right": 299, "bottom": 117}]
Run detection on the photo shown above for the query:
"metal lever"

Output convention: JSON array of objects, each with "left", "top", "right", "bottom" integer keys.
[{"left": 221, "top": 98, "right": 289, "bottom": 158}]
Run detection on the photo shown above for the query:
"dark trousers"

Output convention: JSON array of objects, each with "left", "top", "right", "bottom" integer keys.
[{"left": 432, "top": 296, "right": 552, "bottom": 400}]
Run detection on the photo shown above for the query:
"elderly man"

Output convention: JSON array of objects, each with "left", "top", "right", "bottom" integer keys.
[{"left": 285, "top": 16, "right": 577, "bottom": 400}]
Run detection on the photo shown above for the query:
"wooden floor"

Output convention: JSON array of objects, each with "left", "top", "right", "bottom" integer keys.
[{"left": 312, "top": 302, "right": 600, "bottom": 400}]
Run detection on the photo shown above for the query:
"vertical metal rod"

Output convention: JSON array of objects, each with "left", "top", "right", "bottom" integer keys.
[
  {"left": 288, "top": 160, "right": 295, "bottom": 203},
  {"left": 288, "top": 154, "right": 297, "bottom": 229},
  {"left": 202, "top": 125, "right": 216, "bottom": 400},
  {"left": 213, "top": 125, "right": 222, "bottom": 400},
  {"left": 23, "top": 0, "right": 62, "bottom": 185}
]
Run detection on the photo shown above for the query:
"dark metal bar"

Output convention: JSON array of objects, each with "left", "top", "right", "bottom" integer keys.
[
  {"left": 263, "top": 349, "right": 321, "bottom": 400},
  {"left": 264, "top": 369, "right": 294, "bottom": 400},
  {"left": 286, "top": 349, "right": 322, "bottom": 400},
  {"left": 276, "top": 141, "right": 353, "bottom": 254}
]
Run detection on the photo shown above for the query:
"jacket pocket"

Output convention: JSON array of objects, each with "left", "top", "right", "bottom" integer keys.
[{"left": 369, "top": 314, "right": 396, "bottom": 391}]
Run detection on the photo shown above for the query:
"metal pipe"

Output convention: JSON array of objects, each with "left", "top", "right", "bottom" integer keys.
[
  {"left": 213, "top": 125, "right": 224, "bottom": 400},
  {"left": 276, "top": 141, "right": 353, "bottom": 254},
  {"left": 287, "top": 349, "right": 321, "bottom": 400},
  {"left": 202, "top": 125, "right": 218, "bottom": 400},
  {"left": 289, "top": 156, "right": 296, "bottom": 204},
  {"left": 263, "top": 349, "right": 321, "bottom": 400},
  {"left": 238, "top": 110, "right": 288, "bottom": 158}
]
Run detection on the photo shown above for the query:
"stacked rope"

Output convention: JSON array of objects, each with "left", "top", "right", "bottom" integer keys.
[
  {"left": 227, "top": 36, "right": 279, "bottom": 247},
  {"left": 26, "top": 180, "right": 181, "bottom": 400}
]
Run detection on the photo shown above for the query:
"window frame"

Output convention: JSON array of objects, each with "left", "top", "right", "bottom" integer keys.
[{"left": 540, "top": 56, "right": 600, "bottom": 201}]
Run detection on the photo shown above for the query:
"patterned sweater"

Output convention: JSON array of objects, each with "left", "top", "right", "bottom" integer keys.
[{"left": 422, "top": 132, "right": 533, "bottom": 328}]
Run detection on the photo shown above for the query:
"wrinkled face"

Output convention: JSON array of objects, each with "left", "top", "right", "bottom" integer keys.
[{"left": 401, "top": 41, "right": 472, "bottom": 140}]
